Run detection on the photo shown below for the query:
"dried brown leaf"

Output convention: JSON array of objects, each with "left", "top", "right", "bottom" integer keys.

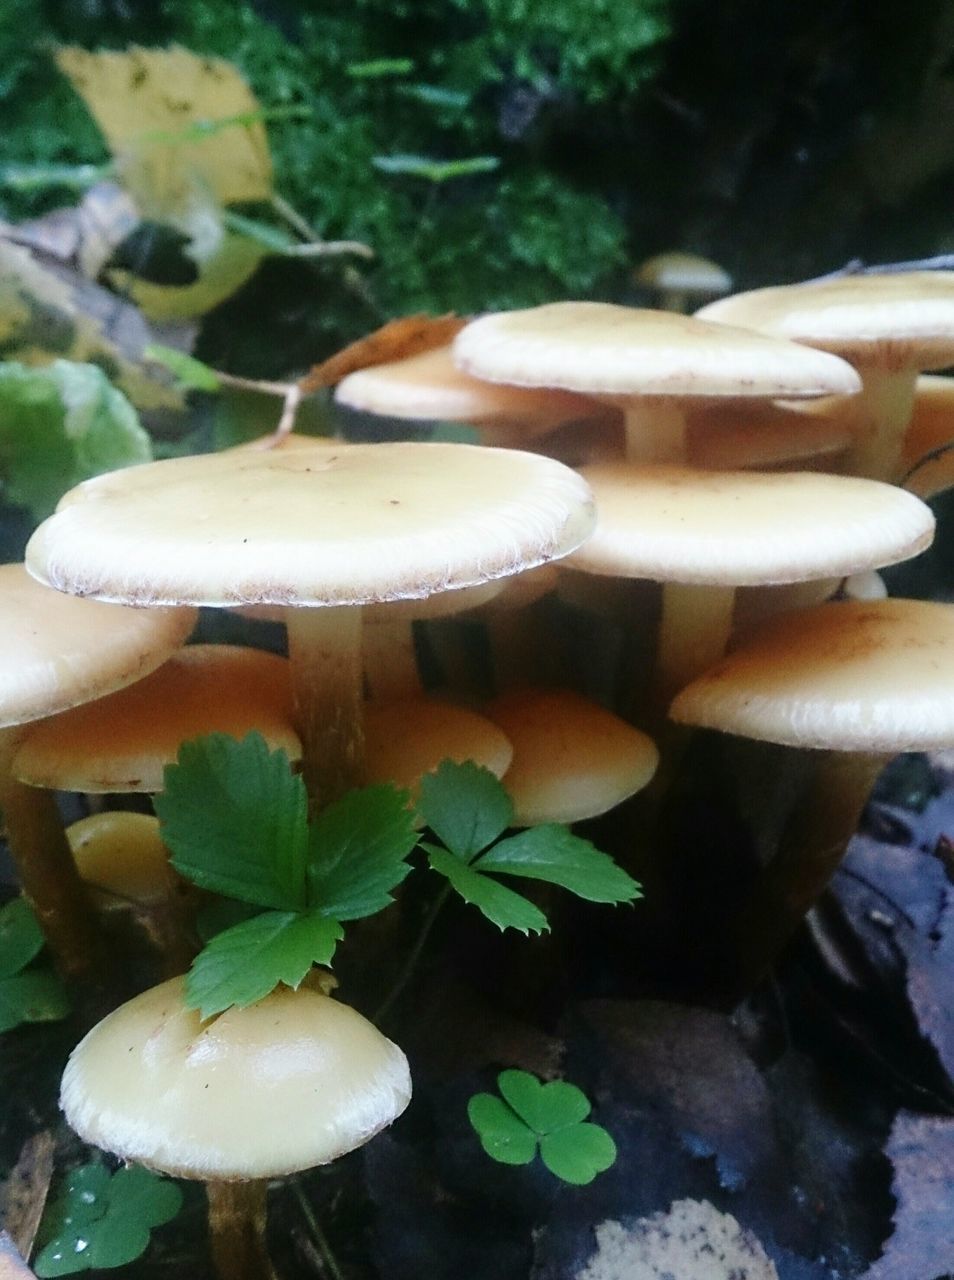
[
  {"left": 300, "top": 314, "right": 467, "bottom": 392},
  {"left": 0, "top": 1132, "right": 54, "bottom": 1261}
]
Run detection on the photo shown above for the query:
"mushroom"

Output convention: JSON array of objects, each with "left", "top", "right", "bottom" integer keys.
[
  {"left": 453, "top": 302, "right": 860, "bottom": 464},
  {"left": 698, "top": 271, "right": 954, "bottom": 478},
  {"left": 0, "top": 563, "right": 195, "bottom": 978},
  {"left": 60, "top": 974, "right": 411, "bottom": 1280},
  {"left": 634, "top": 251, "right": 732, "bottom": 313},
  {"left": 24, "top": 440, "right": 595, "bottom": 809},
  {"left": 669, "top": 598, "right": 954, "bottom": 996}
]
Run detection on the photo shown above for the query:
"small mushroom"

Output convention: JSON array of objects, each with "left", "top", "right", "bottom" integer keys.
[{"left": 634, "top": 250, "right": 732, "bottom": 313}]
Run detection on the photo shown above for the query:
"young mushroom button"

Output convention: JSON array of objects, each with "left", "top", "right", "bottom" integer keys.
[{"left": 24, "top": 441, "right": 596, "bottom": 809}]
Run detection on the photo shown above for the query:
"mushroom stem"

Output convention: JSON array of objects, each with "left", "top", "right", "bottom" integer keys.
[
  {"left": 286, "top": 606, "right": 365, "bottom": 808},
  {"left": 206, "top": 1180, "right": 274, "bottom": 1280},
  {"left": 718, "top": 749, "right": 888, "bottom": 1002},
  {"left": 655, "top": 583, "right": 735, "bottom": 705},
  {"left": 0, "top": 727, "right": 103, "bottom": 981},
  {"left": 364, "top": 621, "right": 422, "bottom": 700},
  {"left": 622, "top": 402, "right": 687, "bottom": 463},
  {"left": 847, "top": 365, "right": 918, "bottom": 479}
]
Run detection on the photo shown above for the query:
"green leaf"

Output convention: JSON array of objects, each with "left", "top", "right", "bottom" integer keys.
[
  {"left": 539, "top": 1124, "right": 617, "bottom": 1185},
  {"left": 417, "top": 760, "right": 513, "bottom": 862},
  {"left": 107, "top": 1165, "right": 182, "bottom": 1229},
  {"left": 143, "top": 343, "right": 221, "bottom": 393},
  {"left": 346, "top": 58, "right": 415, "bottom": 79},
  {"left": 308, "top": 784, "right": 418, "bottom": 920},
  {"left": 425, "top": 846, "right": 547, "bottom": 934},
  {"left": 195, "top": 897, "right": 262, "bottom": 943},
  {"left": 467, "top": 1093, "right": 537, "bottom": 1166},
  {"left": 476, "top": 827, "right": 641, "bottom": 905},
  {"left": 371, "top": 154, "right": 499, "bottom": 183},
  {"left": 0, "top": 360, "right": 151, "bottom": 519},
  {"left": 0, "top": 971, "right": 70, "bottom": 1032},
  {"left": 185, "top": 910, "right": 343, "bottom": 1018},
  {"left": 34, "top": 1235, "right": 94, "bottom": 1276},
  {"left": 222, "top": 209, "right": 298, "bottom": 254},
  {"left": 497, "top": 1069, "right": 590, "bottom": 1134},
  {"left": 157, "top": 732, "right": 308, "bottom": 911},
  {"left": 0, "top": 897, "right": 45, "bottom": 978}
]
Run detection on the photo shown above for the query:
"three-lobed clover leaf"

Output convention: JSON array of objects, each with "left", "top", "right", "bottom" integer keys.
[
  {"left": 34, "top": 1162, "right": 182, "bottom": 1276},
  {"left": 418, "top": 760, "right": 641, "bottom": 934},
  {"left": 468, "top": 1069, "right": 617, "bottom": 1185},
  {"left": 157, "top": 732, "right": 418, "bottom": 1018},
  {"left": 0, "top": 898, "right": 70, "bottom": 1033}
]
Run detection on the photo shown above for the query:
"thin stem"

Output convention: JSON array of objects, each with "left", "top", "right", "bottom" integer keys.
[
  {"left": 206, "top": 1181, "right": 273, "bottom": 1280},
  {"left": 374, "top": 881, "right": 452, "bottom": 1022},
  {"left": 292, "top": 1180, "right": 346, "bottom": 1280},
  {"left": 845, "top": 365, "right": 918, "bottom": 479},
  {"left": 655, "top": 583, "right": 735, "bottom": 707},
  {"left": 0, "top": 728, "right": 103, "bottom": 981},
  {"left": 286, "top": 606, "right": 365, "bottom": 810}
]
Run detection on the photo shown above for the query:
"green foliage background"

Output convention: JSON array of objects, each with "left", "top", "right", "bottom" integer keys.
[{"left": 1, "top": 0, "right": 953, "bottom": 377}]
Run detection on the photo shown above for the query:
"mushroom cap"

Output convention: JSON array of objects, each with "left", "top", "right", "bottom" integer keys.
[
  {"left": 0, "top": 563, "right": 196, "bottom": 729},
  {"left": 66, "top": 812, "right": 171, "bottom": 906},
  {"left": 567, "top": 464, "right": 934, "bottom": 586},
  {"left": 670, "top": 598, "right": 954, "bottom": 751},
  {"left": 335, "top": 344, "right": 595, "bottom": 430},
  {"left": 900, "top": 374, "right": 954, "bottom": 496},
  {"left": 687, "top": 400, "right": 852, "bottom": 470},
  {"left": 452, "top": 302, "right": 861, "bottom": 401},
  {"left": 25, "top": 442, "right": 595, "bottom": 608},
  {"left": 14, "top": 645, "right": 299, "bottom": 793},
  {"left": 486, "top": 688, "right": 658, "bottom": 825},
  {"left": 234, "top": 579, "right": 507, "bottom": 627},
  {"left": 61, "top": 976, "right": 412, "bottom": 1180},
  {"left": 363, "top": 698, "right": 513, "bottom": 797},
  {"left": 635, "top": 251, "right": 732, "bottom": 295},
  {"left": 697, "top": 272, "right": 954, "bottom": 371}
]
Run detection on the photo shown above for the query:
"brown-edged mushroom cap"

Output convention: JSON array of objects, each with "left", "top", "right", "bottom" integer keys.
[
  {"left": 0, "top": 562, "right": 196, "bottom": 729},
  {"left": 486, "top": 688, "right": 658, "bottom": 824},
  {"left": 568, "top": 464, "right": 934, "bottom": 698},
  {"left": 899, "top": 374, "right": 954, "bottom": 497},
  {"left": 670, "top": 599, "right": 954, "bottom": 751},
  {"left": 13, "top": 646, "right": 299, "bottom": 793},
  {"left": 698, "top": 273, "right": 954, "bottom": 478},
  {"left": 67, "top": 812, "right": 171, "bottom": 907},
  {"left": 61, "top": 975, "right": 411, "bottom": 1180},
  {"left": 453, "top": 302, "right": 860, "bottom": 463},
  {"left": 335, "top": 344, "right": 597, "bottom": 444}
]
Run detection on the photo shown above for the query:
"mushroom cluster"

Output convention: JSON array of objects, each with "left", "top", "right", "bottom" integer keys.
[{"left": 8, "top": 267, "right": 954, "bottom": 1278}]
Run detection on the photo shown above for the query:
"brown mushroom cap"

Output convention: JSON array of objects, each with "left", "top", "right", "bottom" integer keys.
[
  {"left": 66, "top": 812, "right": 171, "bottom": 906},
  {"left": 363, "top": 698, "right": 513, "bottom": 796},
  {"left": 25, "top": 441, "right": 595, "bottom": 608},
  {"left": 0, "top": 563, "right": 196, "bottom": 729},
  {"left": 670, "top": 599, "right": 954, "bottom": 751},
  {"left": 452, "top": 303, "right": 861, "bottom": 401},
  {"left": 697, "top": 272, "right": 954, "bottom": 370},
  {"left": 14, "top": 646, "right": 299, "bottom": 793},
  {"left": 486, "top": 688, "right": 658, "bottom": 825},
  {"left": 61, "top": 976, "right": 412, "bottom": 1180},
  {"left": 568, "top": 465, "right": 934, "bottom": 586}
]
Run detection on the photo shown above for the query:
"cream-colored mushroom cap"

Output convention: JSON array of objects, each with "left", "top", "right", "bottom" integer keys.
[
  {"left": 14, "top": 646, "right": 299, "bottom": 793},
  {"left": 67, "top": 812, "right": 170, "bottom": 906},
  {"left": 486, "top": 689, "right": 658, "bottom": 825},
  {"left": 61, "top": 976, "right": 412, "bottom": 1180},
  {"left": 335, "top": 344, "right": 594, "bottom": 429},
  {"left": 698, "top": 273, "right": 954, "bottom": 369},
  {"left": 635, "top": 251, "right": 732, "bottom": 295},
  {"left": 568, "top": 465, "right": 934, "bottom": 585},
  {"left": 452, "top": 303, "right": 861, "bottom": 401},
  {"left": 26, "top": 442, "right": 595, "bottom": 607},
  {"left": 363, "top": 699, "right": 513, "bottom": 796},
  {"left": 0, "top": 563, "right": 196, "bottom": 728},
  {"left": 670, "top": 599, "right": 954, "bottom": 751},
  {"left": 236, "top": 579, "right": 506, "bottom": 627}
]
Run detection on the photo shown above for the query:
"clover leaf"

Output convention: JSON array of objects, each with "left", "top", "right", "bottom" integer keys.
[
  {"left": 0, "top": 898, "right": 69, "bottom": 1034},
  {"left": 34, "top": 1162, "right": 182, "bottom": 1276},
  {"left": 468, "top": 1069, "right": 617, "bottom": 1185}
]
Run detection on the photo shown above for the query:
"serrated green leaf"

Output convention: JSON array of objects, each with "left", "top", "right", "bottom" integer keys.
[
  {"left": 157, "top": 732, "right": 308, "bottom": 912},
  {"left": 195, "top": 897, "right": 262, "bottom": 943},
  {"left": 497, "top": 1069, "right": 591, "bottom": 1134},
  {"left": 185, "top": 910, "right": 343, "bottom": 1018},
  {"left": 425, "top": 846, "right": 547, "bottom": 934},
  {"left": 144, "top": 343, "right": 221, "bottom": 393},
  {"left": 467, "top": 1093, "right": 537, "bottom": 1166},
  {"left": 0, "top": 971, "right": 70, "bottom": 1032},
  {"left": 0, "top": 897, "right": 45, "bottom": 978},
  {"left": 417, "top": 760, "right": 513, "bottom": 862},
  {"left": 539, "top": 1123, "right": 617, "bottom": 1185},
  {"left": 0, "top": 360, "right": 151, "bottom": 519},
  {"left": 307, "top": 784, "right": 418, "bottom": 920},
  {"left": 476, "top": 827, "right": 641, "bottom": 905}
]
